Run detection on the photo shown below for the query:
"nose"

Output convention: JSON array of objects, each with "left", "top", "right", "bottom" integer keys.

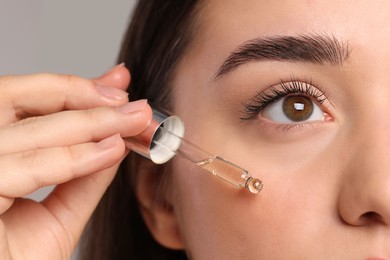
[{"left": 337, "top": 118, "right": 390, "bottom": 226}]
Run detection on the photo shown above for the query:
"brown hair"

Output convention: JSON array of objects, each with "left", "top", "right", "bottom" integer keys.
[{"left": 80, "top": 1, "right": 199, "bottom": 259}]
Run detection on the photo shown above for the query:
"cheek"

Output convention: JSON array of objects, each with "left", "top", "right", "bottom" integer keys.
[
  {"left": 171, "top": 161, "right": 330, "bottom": 258},
  {"left": 169, "top": 120, "right": 342, "bottom": 258}
]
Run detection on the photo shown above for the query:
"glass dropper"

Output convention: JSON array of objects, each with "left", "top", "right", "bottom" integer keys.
[
  {"left": 124, "top": 107, "right": 263, "bottom": 194},
  {"left": 154, "top": 126, "right": 263, "bottom": 194}
]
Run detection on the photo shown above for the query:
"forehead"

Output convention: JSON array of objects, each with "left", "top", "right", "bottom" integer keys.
[
  {"left": 197, "top": 0, "right": 390, "bottom": 35},
  {"left": 183, "top": 0, "right": 390, "bottom": 79}
]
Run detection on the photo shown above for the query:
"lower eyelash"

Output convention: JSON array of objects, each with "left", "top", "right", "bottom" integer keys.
[{"left": 241, "top": 79, "right": 326, "bottom": 121}]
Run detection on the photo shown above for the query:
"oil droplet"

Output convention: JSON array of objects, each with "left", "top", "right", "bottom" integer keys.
[{"left": 246, "top": 177, "right": 263, "bottom": 194}]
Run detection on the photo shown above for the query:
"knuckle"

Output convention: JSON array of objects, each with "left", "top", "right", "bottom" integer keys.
[
  {"left": 62, "top": 146, "right": 78, "bottom": 179},
  {"left": 19, "top": 150, "right": 44, "bottom": 187},
  {"left": 58, "top": 74, "right": 79, "bottom": 96},
  {"left": 84, "top": 106, "right": 114, "bottom": 123},
  {"left": 61, "top": 73, "right": 93, "bottom": 91},
  {"left": 62, "top": 74, "right": 79, "bottom": 87},
  {"left": 83, "top": 107, "right": 99, "bottom": 122},
  {"left": 15, "top": 116, "right": 42, "bottom": 134},
  {"left": 20, "top": 149, "right": 39, "bottom": 168}
]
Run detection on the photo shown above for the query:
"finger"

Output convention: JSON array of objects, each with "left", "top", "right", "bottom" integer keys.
[
  {"left": 92, "top": 63, "right": 131, "bottom": 91},
  {"left": 0, "top": 100, "right": 152, "bottom": 154},
  {"left": 0, "top": 67, "right": 130, "bottom": 124},
  {"left": 0, "top": 196, "right": 14, "bottom": 215},
  {"left": 41, "top": 161, "right": 120, "bottom": 251},
  {"left": 0, "top": 134, "right": 125, "bottom": 198},
  {"left": 0, "top": 220, "right": 12, "bottom": 260}
]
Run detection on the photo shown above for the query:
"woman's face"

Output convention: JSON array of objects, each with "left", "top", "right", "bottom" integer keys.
[{"left": 169, "top": 0, "right": 390, "bottom": 258}]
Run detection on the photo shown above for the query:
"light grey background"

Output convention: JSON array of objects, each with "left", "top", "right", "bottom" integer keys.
[
  {"left": 1, "top": 0, "right": 137, "bottom": 77},
  {"left": 0, "top": 0, "right": 138, "bottom": 259}
]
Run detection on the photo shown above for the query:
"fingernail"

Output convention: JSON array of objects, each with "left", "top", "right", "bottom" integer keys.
[
  {"left": 117, "top": 99, "right": 148, "bottom": 113},
  {"left": 96, "top": 85, "right": 129, "bottom": 100},
  {"left": 97, "top": 134, "right": 120, "bottom": 149}
]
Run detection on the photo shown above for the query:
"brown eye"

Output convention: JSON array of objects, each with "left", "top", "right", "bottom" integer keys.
[
  {"left": 262, "top": 95, "right": 325, "bottom": 123},
  {"left": 282, "top": 95, "right": 313, "bottom": 122}
]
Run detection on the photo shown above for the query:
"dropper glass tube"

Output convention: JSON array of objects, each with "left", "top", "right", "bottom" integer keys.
[
  {"left": 154, "top": 127, "right": 263, "bottom": 193},
  {"left": 125, "top": 107, "right": 263, "bottom": 194}
]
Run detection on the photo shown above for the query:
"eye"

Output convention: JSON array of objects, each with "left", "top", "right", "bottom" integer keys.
[
  {"left": 262, "top": 94, "right": 325, "bottom": 123},
  {"left": 241, "top": 79, "right": 330, "bottom": 123}
]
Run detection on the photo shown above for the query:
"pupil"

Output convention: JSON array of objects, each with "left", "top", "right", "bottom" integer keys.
[{"left": 282, "top": 96, "right": 313, "bottom": 122}]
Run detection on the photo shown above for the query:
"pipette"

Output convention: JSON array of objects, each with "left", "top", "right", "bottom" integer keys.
[
  {"left": 124, "top": 107, "right": 263, "bottom": 194},
  {"left": 153, "top": 127, "right": 263, "bottom": 193}
]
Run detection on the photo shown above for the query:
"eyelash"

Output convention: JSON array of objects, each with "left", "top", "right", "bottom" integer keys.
[{"left": 241, "top": 79, "right": 327, "bottom": 121}]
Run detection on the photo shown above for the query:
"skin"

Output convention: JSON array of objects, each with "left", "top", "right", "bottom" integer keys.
[
  {"left": 0, "top": 65, "right": 152, "bottom": 259},
  {"left": 141, "top": 0, "right": 390, "bottom": 259},
  {"left": 4, "top": 1, "right": 390, "bottom": 259}
]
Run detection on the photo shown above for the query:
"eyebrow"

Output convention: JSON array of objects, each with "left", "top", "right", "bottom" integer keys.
[{"left": 214, "top": 34, "right": 351, "bottom": 79}]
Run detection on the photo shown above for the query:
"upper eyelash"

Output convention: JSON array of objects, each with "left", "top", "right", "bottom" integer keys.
[{"left": 241, "top": 78, "right": 327, "bottom": 121}]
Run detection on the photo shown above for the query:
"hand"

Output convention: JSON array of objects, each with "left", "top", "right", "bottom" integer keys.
[{"left": 0, "top": 65, "right": 152, "bottom": 259}]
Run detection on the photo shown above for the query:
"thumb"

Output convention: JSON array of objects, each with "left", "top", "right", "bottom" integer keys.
[{"left": 93, "top": 63, "right": 131, "bottom": 91}]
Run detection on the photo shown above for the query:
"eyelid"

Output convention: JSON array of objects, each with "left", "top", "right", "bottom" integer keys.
[{"left": 241, "top": 78, "right": 331, "bottom": 121}]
